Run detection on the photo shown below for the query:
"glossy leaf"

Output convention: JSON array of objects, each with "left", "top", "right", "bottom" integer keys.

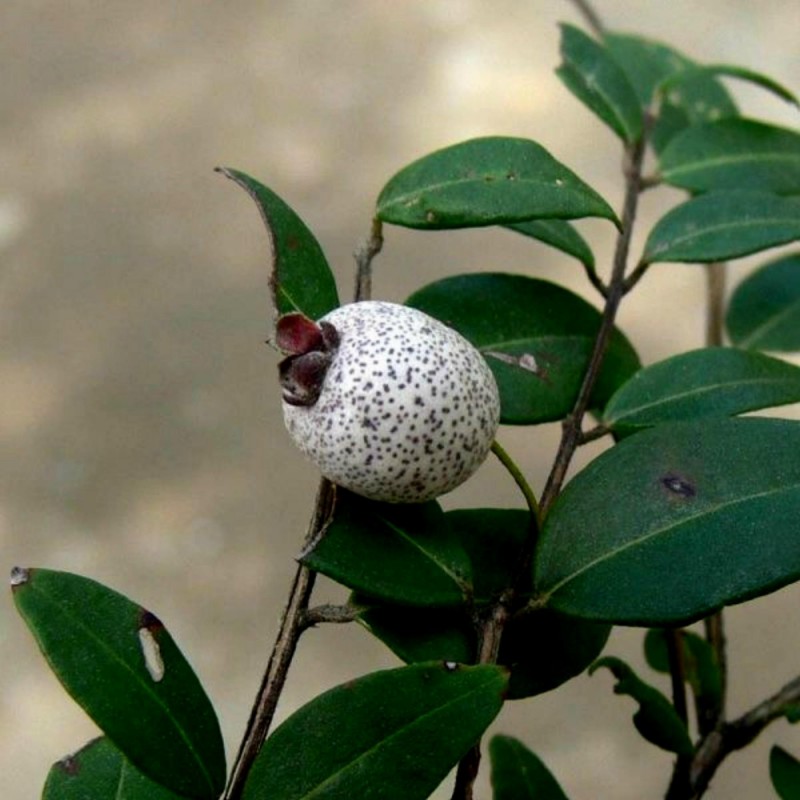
[
  {"left": 505, "top": 219, "right": 595, "bottom": 269},
  {"left": 771, "top": 746, "right": 800, "bottom": 800},
  {"left": 242, "top": 662, "right": 508, "bottom": 800},
  {"left": 602, "top": 347, "right": 800, "bottom": 435},
  {"left": 642, "top": 191, "right": 800, "bottom": 265},
  {"left": 216, "top": 167, "right": 339, "bottom": 320},
  {"left": 490, "top": 735, "right": 569, "bottom": 800},
  {"left": 659, "top": 119, "right": 800, "bottom": 195},
  {"left": 535, "top": 418, "right": 800, "bottom": 625},
  {"left": 303, "top": 492, "right": 471, "bottom": 606},
  {"left": 644, "top": 629, "right": 722, "bottom": 710},
  {"left": 376, "top": 136, "right": 619, "bottom": 230},
  {"left": 590, "top": 657, "right": 694, "bottom": 755},
  {"left": 43, "top": 737, "right": 186, "bottom": 800},
  {"left": 727, "top": 253, "right": 800, "bottom": 351},
  {"left": 604, "top": 32, "right": 737, "bottom": 153},
  {"left": 12, "top": 568, "right": 225, "bottom": 800},
  {"left": 407, "top": 273, "right": 640, "bottom": 424},
  {"left": 556, "top": 24, "right": 643, "bottom": 143}
]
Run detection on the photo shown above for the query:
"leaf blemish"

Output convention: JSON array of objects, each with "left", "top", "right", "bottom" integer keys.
[
  {"left": 9, "top": 566, "right": 29, "bottom": 589},
  {"left": 444, "top": 661, "right": 459, "bottom": 672},
  {"left": 138, "top": 624, "right": 166, "bottom": 682},
  {"left": 57, "top": 753, "right": 80, "bottom": 776},
  {"left": 661, "top": 474, "right": 696, "bottom": 498}
]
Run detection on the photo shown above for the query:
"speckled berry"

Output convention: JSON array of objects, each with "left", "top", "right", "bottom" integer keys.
[{"left": 279, "top": 301, "right": 500, "bottom": 503}]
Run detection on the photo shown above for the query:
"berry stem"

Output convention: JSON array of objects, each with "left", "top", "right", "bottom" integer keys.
[{"left": 490, "top": 440, "right": 541, "bottom": 525}]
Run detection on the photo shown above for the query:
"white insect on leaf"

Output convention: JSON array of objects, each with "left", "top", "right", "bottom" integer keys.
[
  {"left": 485, "top": 350, "right": 540, "bottom": 374},
  {"left": 138, "top": 624, "right": 165, "bottom": 683}
]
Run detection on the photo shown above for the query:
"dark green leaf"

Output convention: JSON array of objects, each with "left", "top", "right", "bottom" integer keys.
[
  {"left": 303, "top": 492, "right": 470, "bottom": 606},
  {"left": 216, "top": 167, "right": 339, "bottom": 320},
  {"left": 771, "top": 746, "right": 800, "bottom": 800},
  {"left": 535, "top": 418, "right": 800, "bottom": 625},
  {"left": 12, "top": 568, "right": 225, "bottom": 800},
  {"left": 376, "top": 137, "right": 619, "bottom": 230},
  {"left": 659, "top": 119, "right": 800, "bottom": 195},
  {"left": 242, "top": 662, "right": 508, "bottom": 800},
  {"left": 556, "top": 24, "right": 643, "bottom": 143},
  {"left": 727, "top": 253, "right": 800, "bottom": 351},
  {"left": 505, "top": 219, "right": 595, "bottom": 269},
  {"left": 642, "top": 191, "right": 800, "bottom": 264},
  {"left": 602, "top": 347, "right": 800, "bottom": 435},
  {"left": 43, "top": 737, "right": 187, "bottom": 800},
  {"left": 657, "top": 64, "right": 799, "bottom": 109},
  {"left": 604, "top": 33, "right": 738, "bottom": 153},
  {"left": 590, "top": 657, "right": 694, "bottom": 755},
  {"left": 644, "top": 629, "right": 722, "bottom": 710},
  {"left": 406, "top": 273, "right": 640, "bottom": 424},
  {"left": 787, "top": 705, "right": 800, "bottom": 724},
  {"left": 490, "top": 735, "right": 570, "bottom": 800}
]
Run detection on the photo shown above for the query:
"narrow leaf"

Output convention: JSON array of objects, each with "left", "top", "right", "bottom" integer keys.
[
  {"left": 557, "top": 24, "right": 643, "bottom": 143},
  {"left": 535, "top": 418, "right": 800, "bottom": 625},
  {"left": 642, "top": 190, "right": 800, "bottom": 264},
  {"left": 602, "top": 347, "right": 800, "bottom": 435},
  {"left": 590, "top": 657, "right": 694, "bottom": 755},
  {"left": 505, "top": 219, "right": 595, "bottom": 269},
  {"left": 659, "top": 118, "right": 800, "bottom": 195},
  {"left": 376, "top": 137, "right": 619, "bottom": 230},
  {"left": 771, "top": 746, "right": 800, "bottom": 800},
  {"left": 303, "top": 491, "right": 471, "bottom": 606},
  {"left": 407, "top": 273, "right": 640, "bottom": 424},
  {"left": 727, "top": 253, "right": 800, "bottom": 351},
  {"left": 216, "top": 167, "right": 339, "bottom": 320},
  {"left": 490, "top": 735, "right": 570, "bottom": 800},
  {"left": 242, "top": 662, "right": 508, "bottom": 800},
  {"left": 12, "top": 568, "right": 226, "bottom": 799}
]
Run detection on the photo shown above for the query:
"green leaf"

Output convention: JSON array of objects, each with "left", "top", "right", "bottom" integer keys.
[
  {"left": 216, "top": 167, "right": 339, "bottom": 320},
  {"left": 556, "top": 24, "right": 643, "bottom": 143},
  {"left": 376, "top": 137, "right": 619, "bottom": 230},
  {"left": 642, "top": 190, "right": 800, "bottom": 264},
  {"left": 727, "top": 253, "right": 800, "bottom": 351},
  {"left": 604, "top": 32, "right": 738, "bottom": 153},
  {"left": 602, "top": 347, "right": 800, "bottom": 435},
  {"left": 659, "top": 119, "right": 800, "bottom": 195},
  {"left": 12, "top": 568, "right": 225, "bottom": 800},
  {"left": 657, "top": 64, "right": 799, "bottom": 109},
  {"left": 644, "top": 629, "right": 722, "bottom": 710},
  {"left": 490, "top": 735, "right": 570, "bottom": 800},
  {"left": 505, "top": 219, "right": 595, "bottom": 269},
  {"left": 242, "top": 662, "right": 508, "bottom": 800},
  {"left": 535, "top": 418, "right": 800, "bottom": 625},
  {"left": 406, "top": 273, "right": 640, "bottom": 424},
  {"left": 590, "top": 656, "right": 694, "bottom": 755},
  {"left": 771, "top": 746, "right": 800, "bottom": 800},
  {"left": 303, "top": 491, "right": 471, "bottom": 606},
  {"left": 43, "top": 737, "right": 187, "bottom": 800}
]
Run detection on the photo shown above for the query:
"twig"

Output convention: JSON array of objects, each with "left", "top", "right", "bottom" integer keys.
[
  {"left": 569, "top": 0, "right": 606, "bottom": 36},
  {"left": 622, "top": 259, "right": 651, "bottom": 294},
  {"left": 578, "top": 422, "right": 611, "bottom": 444},
  {"left": 583, "top": 261, "right": 610, "bottom": 298},
  {"left": 300, "top": 602, "right": 360, "bottom": 630},
  {"left": 353, "top": 218, "right": 383, "bottom": 302}
]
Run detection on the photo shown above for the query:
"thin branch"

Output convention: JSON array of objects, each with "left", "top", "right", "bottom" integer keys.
[
  {"left": 578, "top": 422, "right": 611, "bottom": 444},
  {"left": 353, "top": 218, "right": 383, "bottom": 302},
  {"left": 622, "top": 259, "right": 651, "bottom": 295},
  {"left": 583, "top": 261, "right": 610, "bottom": 298},
  {"left": 300, "top": 602, "right": 360, "bottom": 630},
  {"left": 569, "top": 0, "right": 606, "bottom": 36},
  {"left": 491, "top": 440, "right": 541, "bottom": 524}
]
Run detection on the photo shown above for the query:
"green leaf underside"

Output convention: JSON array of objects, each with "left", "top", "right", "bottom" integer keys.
[
  {"left": 303, "top": 493, "right": 470, "bottom": 606},
  {"left": 376, "top": 136, "right": 619, "bottom": 229},
  {"left": 557, "top": 23, "right": 643, "bottom": 143},
  {"left": 659, "top": 118, "right": 800, "bottom": 195},
  {"left": 406, "top": 273, "right": 640, "bottom": 424},
  {"left": 535, "top": 418, "right": 800, "bottom": 625},
  {"left": 726, "top": 253, "right": 800, "bottom": 351},
  {"left": 43, "top": 737, "right": 186, "bottom": 800},
  {"left": 590, "top": 657, "right": 694, "bottom": 755},
  {"left": 642, "top": 191, "right": 800, "bottom": 264},
  {"left": 505, "top": 219, "right": 595, "bottom": 269},
  {"left": 771, "top": 746, "right": 800, "bottom": 800},
  {"left": 603, "top": 32, "right": 738, "bottom": 154},
  {"left": 13, "top": 569, "right": 225, "bottom": 799},
  {"left": 242, "top": 662, "right": 508, "bottom": 800},
  {"left": 489, "top": 735, "right": 569, "bottom": 800},
  {"left": 644, "top": 629, "right": 722, "bottom": 708},
  {"left": 216, "top": 167, "right": 339, "bottom": 320},
  {"left": 603, "top": 347, "right": 800, "bottom": 434}
]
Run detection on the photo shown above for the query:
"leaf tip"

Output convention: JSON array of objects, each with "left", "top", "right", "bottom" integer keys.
[{"left": 10, "top": 566, "right": 29, "bottom": 590}]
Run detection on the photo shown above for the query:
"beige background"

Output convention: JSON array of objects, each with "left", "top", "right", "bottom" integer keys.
[{"left": 2, "top": 2, "right": 799, "bottom": 798}]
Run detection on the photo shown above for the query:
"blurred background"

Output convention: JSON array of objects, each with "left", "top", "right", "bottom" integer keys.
[{"left": 2, "top": 2, "right": 799, "bottom": 797}]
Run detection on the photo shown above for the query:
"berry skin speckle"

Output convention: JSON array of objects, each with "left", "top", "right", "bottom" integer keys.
[{"left": 280, "top": 301, "right": 500, "bottom": 503}]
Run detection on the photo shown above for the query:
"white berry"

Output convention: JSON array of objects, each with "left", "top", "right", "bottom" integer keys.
[{"left": 279, "top": 301, "right": 500, "bottom": 503}]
